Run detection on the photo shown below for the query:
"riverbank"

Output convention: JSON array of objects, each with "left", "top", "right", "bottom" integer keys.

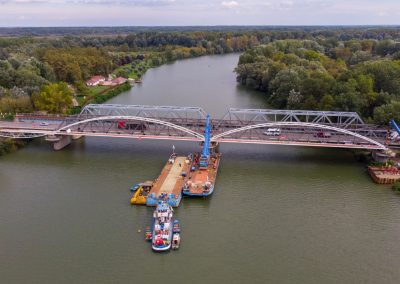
[
  {"left": 80, "top": 82, "right": 132, "bottom": 107},
  {"left": 111, "top": 46, "right": 241, "bottom": 82}
]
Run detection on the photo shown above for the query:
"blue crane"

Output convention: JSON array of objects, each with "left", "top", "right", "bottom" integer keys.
[
  {"left": 199, "top": 114, "right": 211, "bottom": 169},
  {"left": 390, "top": 119, "right": 400, "bottom": 139}
]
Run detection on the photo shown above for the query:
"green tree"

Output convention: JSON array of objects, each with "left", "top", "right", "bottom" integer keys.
[
  {"left": 269, "top": 68, "right": 303, "bottom": 108},
  {"left": 373, "top": 101, "right": 400, "bottom": 125},
  {"left": 32, "top": 82, "right": 73, "bottom": 114},
  {"left": 74, "top": 81, "right": 90, "bottom": 97}
]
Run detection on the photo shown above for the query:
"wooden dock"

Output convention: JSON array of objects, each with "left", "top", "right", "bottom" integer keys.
[{"left": 149, "top": 156, "right": 190, "bottom": 202}]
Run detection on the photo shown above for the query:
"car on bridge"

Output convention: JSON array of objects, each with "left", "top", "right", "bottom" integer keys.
[
  {"left": 263, "top": 128, "right": 281, "bottom": 136},
  {"left": 313, "top": 131, "right": 332, "bottom": 138}
]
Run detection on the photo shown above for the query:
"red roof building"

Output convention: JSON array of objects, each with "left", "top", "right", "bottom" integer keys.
[
  {"left": 86, "top": 75, "right": 105, "bottom": 86},
  {"left": 111, "top": 77, "right": 127, "bottom": 85}
]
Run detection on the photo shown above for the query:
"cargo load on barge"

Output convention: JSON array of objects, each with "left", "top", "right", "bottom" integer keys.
[
  {"left": 183, "top": 114, "right": 221, "bottom": 196},
  {"left": 146, "top": 152, "right": 190, "bottom": 207},
  {"left": 183, "top": 152, "right": 221, "bottom": 196}
]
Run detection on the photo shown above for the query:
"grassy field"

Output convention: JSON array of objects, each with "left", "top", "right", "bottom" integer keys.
[{"left": 89, "top": 85, "right": 110, "bottom": 96}]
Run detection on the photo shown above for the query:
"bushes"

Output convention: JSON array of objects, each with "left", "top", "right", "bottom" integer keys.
[{"left": 0, "top": 138, "right": 26, "bottom": 156}]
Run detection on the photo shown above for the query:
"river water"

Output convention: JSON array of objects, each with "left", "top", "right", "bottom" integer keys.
[{"left": 1, "top": 54, "right": 400, "bottom": 284}]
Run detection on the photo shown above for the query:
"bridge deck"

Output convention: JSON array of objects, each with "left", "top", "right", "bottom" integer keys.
[
  {"left": 1, "top": 108, "right": 399, "bottom": 150},
  {"left": 149, "top": 157, "right": 189, "bottom": 200}
]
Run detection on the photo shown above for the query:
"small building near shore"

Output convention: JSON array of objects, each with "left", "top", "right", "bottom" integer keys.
[
  {"left": 100, "top": 80, "right": 113, "bottom": 86},
  {"left": 111, "top": 77, "right": 128, "bottom": 85},
  {"left": 86, "top": 76, "right": 106, "bottom": 86}
]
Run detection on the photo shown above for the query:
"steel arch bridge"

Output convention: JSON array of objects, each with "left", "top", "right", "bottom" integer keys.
[{"left": 0, "top": 104, "right": 395, "bottom": 151}]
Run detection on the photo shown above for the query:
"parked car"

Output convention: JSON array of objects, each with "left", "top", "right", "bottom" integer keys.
[
  {"left": 263, "top": 128, "right": 281, "bottom": 136},
  {"left": 39, "top": 122, "right": 49, "bottom": 126}
]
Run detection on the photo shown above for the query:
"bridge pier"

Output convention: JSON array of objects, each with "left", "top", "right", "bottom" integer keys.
[
  {"left": 372, "top": 150, "right": 395, "bottom": 163},
  {"left": 46, "top": 135, "right": 71, "bottom": 151}
]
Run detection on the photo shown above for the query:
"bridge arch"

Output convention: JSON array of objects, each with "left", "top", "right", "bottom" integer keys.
[
  {"left": 211, "top": 122, "right": 387, "bottom": 150},
  {"left": 54, "top": 115, "right": 205, "bottom": 140}
]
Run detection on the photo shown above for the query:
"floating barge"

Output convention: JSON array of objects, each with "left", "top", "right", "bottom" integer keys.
[
  {"left": 146, "top": 153, "right": 190, "bottom": 207},
  {"left": 368, "top": 166, "right": 400, "bottom": 184},
  {"left": 183, "top": 114, "right": 221, "bottom": 197},
  {"left": 183, "top": 152, "right": 221, "bottom": 196}
]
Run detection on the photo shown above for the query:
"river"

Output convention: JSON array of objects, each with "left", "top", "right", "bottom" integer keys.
[{"left": 1, "top": 54, "right": 400, "bottom": 284}]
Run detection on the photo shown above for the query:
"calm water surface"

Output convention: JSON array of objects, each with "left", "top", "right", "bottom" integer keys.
[{"left": 1, "top": 54, "right": 400, "bottom": 284}]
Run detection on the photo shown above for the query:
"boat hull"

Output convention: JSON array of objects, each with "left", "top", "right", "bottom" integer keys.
[
  {"left": 152, "top": 244, "right": 172, "bottom": 252},
  {"left": 183, "top": 185, "right": 214, "bottom": 197},
  {"left": 151, "top": 201, "right": 174, "bottom": 252}
]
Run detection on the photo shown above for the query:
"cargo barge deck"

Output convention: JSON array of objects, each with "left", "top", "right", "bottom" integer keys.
[
  {"left": 183, "top": 153, "right": 221, "bottom": 196},
  {"left": 146, "top": 154, "right": 190, "bottom": 207}
]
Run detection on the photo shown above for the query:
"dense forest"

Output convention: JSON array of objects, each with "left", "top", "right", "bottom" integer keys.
[
  {"left": 0, "top": 30, "right": 261, "bottom": 114},
  {"left": 236, "top": 37, "right": 400, "bottom": 124},
  {"left": 1, "top": 27, "right": 400, "bottom": 120}
]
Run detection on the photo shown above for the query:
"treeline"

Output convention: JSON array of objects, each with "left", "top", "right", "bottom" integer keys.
[
  {"left": 1, "top": 26, "right": 400, "bottom": 39},
  {"left": 1, "top": 27, "right": 400, "bottom": 118},
  {"left": 235, "top": 39, "right": 400, "bottom": 124}
]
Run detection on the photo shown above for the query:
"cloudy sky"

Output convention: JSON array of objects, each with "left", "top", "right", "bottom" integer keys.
[{"left": 0, "top": 0, "right": 399, "bottom": 27}]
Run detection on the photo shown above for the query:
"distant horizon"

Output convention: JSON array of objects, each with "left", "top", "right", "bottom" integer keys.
[
  {"left": 1, "top": 24, "right": 400, "bottom": 28},
  {"left": 0, "top": 0, "right": 399, "bottom": 27}
]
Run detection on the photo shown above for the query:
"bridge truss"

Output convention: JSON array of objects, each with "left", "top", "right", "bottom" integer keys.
[
  {"left": 211, "top": 108, "right": 390, "bottom": 150},
  {"left": 0, "top": 104, "right": 395, "bottom": 150}
]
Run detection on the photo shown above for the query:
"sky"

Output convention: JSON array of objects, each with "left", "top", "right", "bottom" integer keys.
[{"left": 0, "top": 0, "right": 399, "bottom": 27}]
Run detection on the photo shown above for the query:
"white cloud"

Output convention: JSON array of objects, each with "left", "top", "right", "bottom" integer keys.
[
  {"left": 1, "top": 0, "right": 400, "bottom": 26},
  {"left": 0, "top": 0, "right": 176, "bottom": 5},
  {"left": 221, "top": 1, "right": 239, "bottom": 9}
]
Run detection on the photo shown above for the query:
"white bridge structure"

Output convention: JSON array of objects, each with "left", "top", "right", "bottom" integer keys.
[{"left": 0, "top": 104, "right": 396, "bottom": 151}]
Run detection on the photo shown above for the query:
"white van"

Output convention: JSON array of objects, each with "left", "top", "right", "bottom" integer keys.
[
  {"left": 390, "top": 130, "right": 399, "bottom": 141},
  {"left": 263, "top": 128, "right": 281, "bottom": 136}
]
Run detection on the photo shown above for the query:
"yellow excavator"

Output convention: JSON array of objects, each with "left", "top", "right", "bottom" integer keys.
[{"left": 130, "top": 181, "right": 153, "bottom": 205}]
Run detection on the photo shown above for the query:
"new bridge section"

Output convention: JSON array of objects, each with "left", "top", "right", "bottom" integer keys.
[
  {"left": 209, "top": 108, "right": 392, "bottom": 150},
  {"left": 0, "top": 104, "right": 397, "bottom": 150}
]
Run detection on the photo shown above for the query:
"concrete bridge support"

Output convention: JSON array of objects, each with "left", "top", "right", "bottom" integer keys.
[
  {"left": 46, "top": 135, "right": 72, "bottom": 151},
  {"left": 372, "top": 150, "right": 396, "bottom": 163}
]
